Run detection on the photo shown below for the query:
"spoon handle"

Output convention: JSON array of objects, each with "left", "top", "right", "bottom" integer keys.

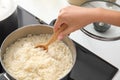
[{"left": 46, "top": 24, "right": 68, "bottom": 46}]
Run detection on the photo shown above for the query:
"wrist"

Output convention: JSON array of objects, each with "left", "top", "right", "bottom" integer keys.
[
  {"left": 89, "top": 8, "right": 104, "bottom": 23},
  {"left": 83, "top": 8, "right": 102, "bottom": 24}
]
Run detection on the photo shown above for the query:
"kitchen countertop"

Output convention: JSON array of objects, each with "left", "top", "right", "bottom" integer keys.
[{"left": 16, "top": 0, "right": 120, "bottom": 80}]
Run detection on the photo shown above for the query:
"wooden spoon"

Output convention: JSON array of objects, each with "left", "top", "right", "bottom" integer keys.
[{"left": 35, "top": 24, "right": 67, "bottom": 50}]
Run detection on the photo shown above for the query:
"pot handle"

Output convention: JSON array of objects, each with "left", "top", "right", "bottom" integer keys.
[{"left": 0, "top": 73, "right": 10, "bottom": 80}]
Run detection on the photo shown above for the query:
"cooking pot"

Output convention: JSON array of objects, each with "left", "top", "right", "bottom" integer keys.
[
  {"left": 0, "top": 0, "right": 18, "bottom": 46},
  {"left": 66, "top": 0, "right": 117, "bottom": 6},
  {"left": 0, "top": 24, "right": 76, "bottom": 80}
]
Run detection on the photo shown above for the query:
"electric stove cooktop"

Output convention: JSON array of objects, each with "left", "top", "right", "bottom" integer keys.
[{"left": 0, "top": 7, "right": 118, "bottom": 80}]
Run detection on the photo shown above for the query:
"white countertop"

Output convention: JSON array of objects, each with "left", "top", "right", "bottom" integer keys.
[
  {"left": 16, "top": 0, "right": 69, "bottom": 24},
  {"left": 17, "top": 0, "right": 120, "bottom": 80}
]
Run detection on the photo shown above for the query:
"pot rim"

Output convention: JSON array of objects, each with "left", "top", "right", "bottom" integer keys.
[{"left": 0, "top": 24, "right": 77, "bottom": 80}]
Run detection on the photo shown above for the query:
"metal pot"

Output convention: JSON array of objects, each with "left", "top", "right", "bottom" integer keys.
[
  {"left": 0, "top": 24, "right": 76, "bottom": 80},
  {"left": 0, "top": 0, "right": 18, "bottom": 46}
]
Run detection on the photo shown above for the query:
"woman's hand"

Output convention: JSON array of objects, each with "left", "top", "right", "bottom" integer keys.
[
  {"left": 54, "top": 5, "right": 97, "bottom": 40},
  {"left": 54, "top": 5, "right": 120, "bottom": 40}
]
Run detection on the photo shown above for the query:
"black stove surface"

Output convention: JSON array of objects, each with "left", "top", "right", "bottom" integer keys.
[{"left": 0, "top": 7, "right": 118, "bottom": 80}]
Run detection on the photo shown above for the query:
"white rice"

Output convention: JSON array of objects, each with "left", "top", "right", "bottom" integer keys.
[{"left": 3, "top": 34, "right": 73, "bottom": 80}]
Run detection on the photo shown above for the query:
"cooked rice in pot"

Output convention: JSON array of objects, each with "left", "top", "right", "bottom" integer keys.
[{"left": 3, "top": 34, "right": 73, "bottom": 80}]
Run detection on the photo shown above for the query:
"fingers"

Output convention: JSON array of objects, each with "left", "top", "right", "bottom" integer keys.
[
  {"left": 58, "top": 26, "right": 78, "bottom": 40},
  {"left": 54, "top": 8, "right": 67, "bottom": 32},
  {"left": 54, "top": 19, "right": 62, "bottom": 32}
]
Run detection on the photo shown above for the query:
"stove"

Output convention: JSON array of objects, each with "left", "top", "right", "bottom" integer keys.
[{"left": 0, "top": 6, "right": 118, "bottom": 80}]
